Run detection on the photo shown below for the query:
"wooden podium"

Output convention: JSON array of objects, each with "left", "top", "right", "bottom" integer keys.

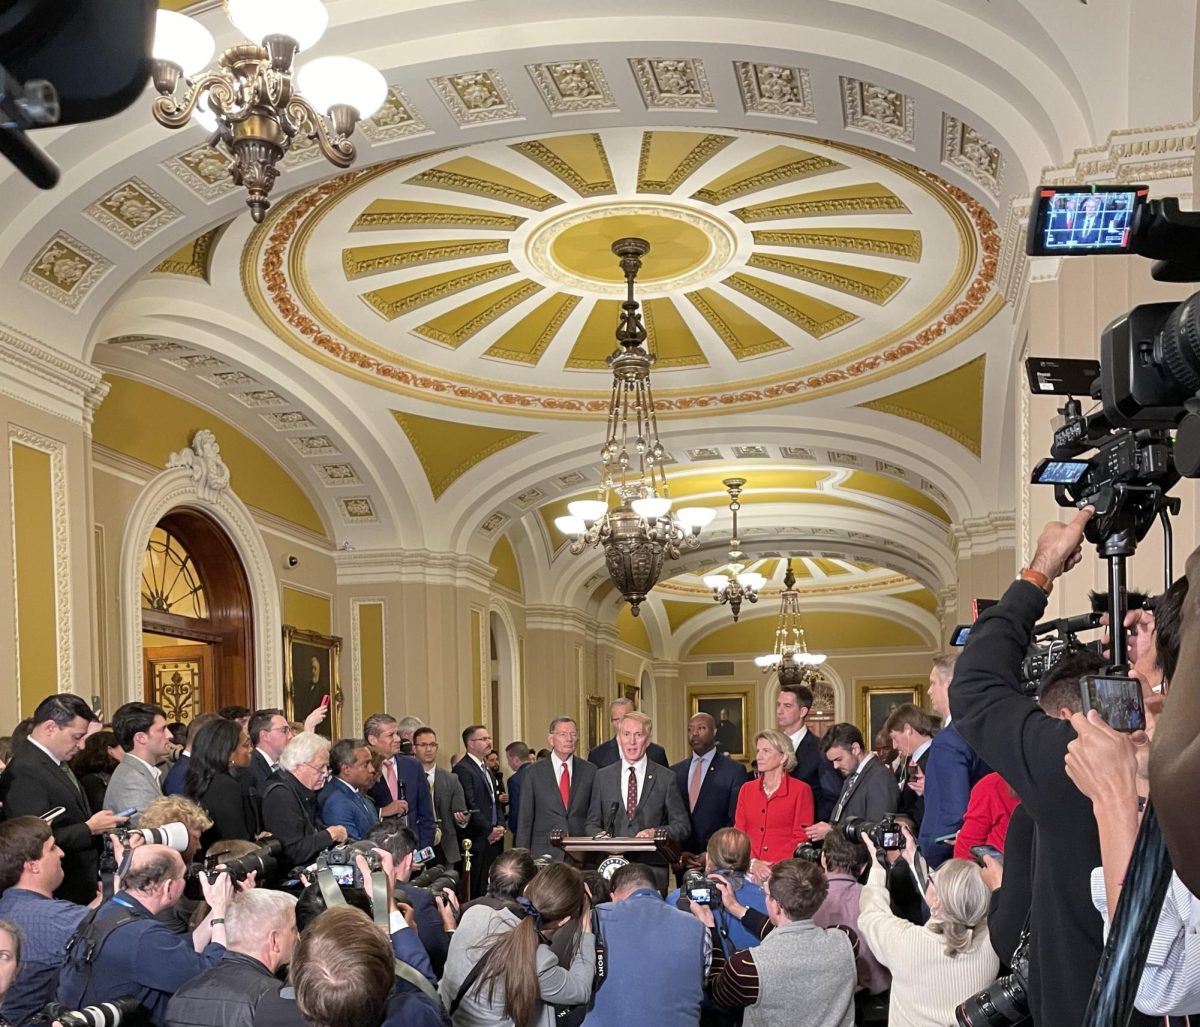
[{"left": 549, "top": 828, "right": 680, "bottom": 866}]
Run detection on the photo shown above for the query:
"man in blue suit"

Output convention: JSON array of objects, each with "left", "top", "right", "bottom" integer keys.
[
  {"left": 363, "top": 713, "right": 436, "bottom": 850},
  {"left": 918, "top": 653, "right": 989, "bottom": 867},
  {"left": 504, "top": 741, "right": 532, "bottom": 833},
  {"left": 671, "top": 713, "right": 748, "bottom": 863},
  {"left": 319, "top": 738, "right": 381, "bottom": 841}
]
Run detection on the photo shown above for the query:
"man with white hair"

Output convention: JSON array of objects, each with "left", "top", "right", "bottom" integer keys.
[
  {"left": 166, "top": 889, "right": 299, "bottom": 1027},
  {"left": 589, "top": 698, "right": 669, "bottom": 768},
  {"left": 260, "top": 732, "right": 348, "bottom": 868}
]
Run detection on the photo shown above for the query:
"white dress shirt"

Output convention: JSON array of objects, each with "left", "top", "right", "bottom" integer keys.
[
  {"left": 911, "top": 739, "right": 932, "bottom": 765},
  {"left": 688, "top": 747, "right": 716, "bottom": 782},
  {"left": 29, "top": 737, "right": 61, "bottom": 766},
  {"left": 787, "top": 726, "right": 809, "bottom": 752},
  {"left": 125, "top": 752, "right": 162, "bottom": 784},
  {"left": 551, "top": 752, "right": 575, "bottom": 784}
]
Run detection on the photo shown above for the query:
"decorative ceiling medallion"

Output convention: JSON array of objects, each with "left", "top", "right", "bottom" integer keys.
[
  {"left": 85, "top": 178, "right": 180, "bottom": 246},
  {"left": 527, "top": 61, "right": 617, "bottom": 113},
  {"left": 359, "top": 88, "right": 429, "bottom": 143},
  {"left": 288, "top": 435, "right": 340, "bottom": 457},
  {"left": 21, "top": 232, "right": 112, "bottom": 310},
  {"left": 263, "top": 411, "right": 317, "bottom": 431},
  {"left": 479, "top": 511, "right": 509, "bottom": 536},
  {"left": 339, "top": 497, "right": 378, "bottom": 523},
  {"left": 629, "top": 58, "right": 715, "bottom": 111},
  {"left": 734, "top": 445, "right": 768, "bottom": 459},
  {"left": 556, "top": 471, "right": 587, "bottom": 488},
  {"left": 941, "top": 114, "right": 1004, "bottom": 199},
  {"left": 430, "top": 70, "right": 521, "bottom": 126},
  {"left": 165, "top": 353, "right": 225, "bottom": 370},
  {"left": 526, "top": 201, "right": 735, "bottom": 297},
  {"left": 840, "top": 77, "right": 916, "bottom": 145},
  {"left": 113, "top": 337, "right": 183, "bottom": 354},
  {"left": 316, "top": 463, "right": 361, "bottom": 487},
  {"left": 687, "top": 447, "right": 723, "bottom": 461},
  {"left": 516, "top": 486, "right": 545, "bottom": 506},
  {"left": 734, "top": 62, "right": 815, "bottom": 119},
  {"left": 207, "top": 370, "right": 258, "bottom": 388},
  {"left": 162, "top": 144, "right": 239, "bottom": 200},
  {"left": 232, "top": 389, "right": 286, "bottom": 407},
  {"left": 781, "top": 446, "right": 815, "bottom": 460}
]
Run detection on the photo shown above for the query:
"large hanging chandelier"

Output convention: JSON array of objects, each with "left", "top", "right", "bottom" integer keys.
[
  {"left": 555, "top": 238, "right": 715, "bottom": 616},
  {"left": 150, "top": 0, "right": 387, "bottom": 222},
  {"left": 755, "top": 558, "right": 827, "bottom": 686},
  {"left": 702, "top": 478, "right": 765, "bottom": 623}
]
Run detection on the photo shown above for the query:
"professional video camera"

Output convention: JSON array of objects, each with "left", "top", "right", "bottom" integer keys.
[
  {"left": 313, "top": 840, "right": 382, "bottom": 889},
  {"left": 31, "top": 996, "right": 142, "bottom": 1027},
  {"left": 841, "top": 815, "right": 903, "bottom": 851},
  {"left": 185, "top": 838, "right": 283, "bottom": 886},
  {"left": 1018, "top": 611, "right": 1103, "bottom": 695},
  {"left": 409, "top": 862, "right": 460, "bottom": 897}
]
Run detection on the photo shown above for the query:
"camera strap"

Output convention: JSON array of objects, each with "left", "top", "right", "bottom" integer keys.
[{"left": 58, "top": 903, "right": 142, "bottom": 1010}]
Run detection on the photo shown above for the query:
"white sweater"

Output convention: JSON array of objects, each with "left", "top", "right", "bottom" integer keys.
[{"left": 857, "top": 864, "right": 999, "bottom": 1027}]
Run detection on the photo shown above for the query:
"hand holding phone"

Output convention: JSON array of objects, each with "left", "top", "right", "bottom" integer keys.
[
  {"left": 1079, "top": 674, "right": 1146, "bottom": 733},
  {"left": 320, "top": 694, "right": 331, "bottom": 708},
  {"left": 969, "top": 844, "right": 1004, "bottom": 867}
]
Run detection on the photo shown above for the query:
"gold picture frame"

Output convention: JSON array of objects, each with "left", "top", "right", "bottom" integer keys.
[
  {"left": 585, "top": 695, "right": 605, "bottom": 756},
  {"left": 618, "top": 677, "right": 641, "bottom": 710},
  {"left": 687, "top": 686, "right": 752, "bottom": 760},
  {"left": 283, "top": 625, "right": 343, "bottom": 738},
  {"left": 859, "top": 682, "right": 922, "bottom": 746}
]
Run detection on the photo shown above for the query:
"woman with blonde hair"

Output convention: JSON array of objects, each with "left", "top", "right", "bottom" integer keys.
[
  {"left": 857, "top": 828, "right": 999, "bottom": 1027},
  {"left": 734, "top": 730, "right": 814, "bottom": 880},
  {"left": 440, "top": 860, "right": 595, "bottom": 1026}
]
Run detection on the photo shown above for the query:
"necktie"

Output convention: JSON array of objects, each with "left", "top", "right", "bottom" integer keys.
[
  {"left": 626, "top": 766, "right": 638, "bottom": 821},
  {"left": 559, "top": 763, "right": 571, "bottom": 810},
  {"left": 429, "top": 777, "right": 441, "bottom": 845},
  {"left": 270, "top": 762, "right": 280, "bottom": 774},
  {"left": 384, "top": 758, "right": 398, "bottom": 801},
  {"left": 688, "top": 758, "right": 703, "bottom": 810},
  {"left": 60, "top": 762, "right": 85, "bottom": 805},
  {"left": 833, "top": 772, "right": 859, "bottom": 821}
]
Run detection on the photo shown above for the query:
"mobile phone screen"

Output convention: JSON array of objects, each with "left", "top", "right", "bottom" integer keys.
[{"left": 1080, "top": 674, "right": 1146, "bottom": 732}]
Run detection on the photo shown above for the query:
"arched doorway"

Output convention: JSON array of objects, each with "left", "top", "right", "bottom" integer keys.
[
  {"left": 488, "top": 609, "right": 519, "bottom": 747},
  {"left": 140, "top": 509, "right": 253, "bottom": 722}
]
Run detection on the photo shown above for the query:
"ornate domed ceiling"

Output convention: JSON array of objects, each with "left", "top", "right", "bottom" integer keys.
[{"left": 243, "top": 126, "right": 1001, "bottom": 417}]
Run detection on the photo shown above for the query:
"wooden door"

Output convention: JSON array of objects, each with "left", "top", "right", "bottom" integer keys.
[{"left": 144, "top": 643, "right": 216, "bottom": 723}]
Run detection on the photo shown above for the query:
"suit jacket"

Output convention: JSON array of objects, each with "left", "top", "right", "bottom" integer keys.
[
  {"left": 428, "top": 766, "right": 467, "bottom": 864},
  {"left": 0, "top": 744, "right": 99, "bottom": 904},
  {"left": 451, "top": 754, "right": 501, "bottom": 845},
  {"left": 830, "top": 756, "right": 899, "bottom": 823},
  {"left": 318, "top": 777, "right": 381, "bottom": 841},
  {"left": 589, "top": 737, "right": 668, "bottom": 769},
  {"left": 102, "top": 756, "right": 162, "bottom": 823},
  {"left": 790, "top": 730, "right": 844, "bottom": 823},
  {"left": 162, "top": 754, "right": 189, "bottom": 797},
  {"left": 195, "top": 770, "right": 256, "bottom": 847},
  {"left": 513, "top": 756, "right": 597, "bottom": 859},
  {"left": 260, "top": 770, "right": 337, "bottom": 868},
  {"left": 671, "top": 750, "right": 748, "bottom": 854},
  {"left": 584, "top": 759, "right": 690, "bottom": 881},
  {"left": 897, "top": 745, "right": 931, "bottom": 828},
  {"left": 366, "top": 754, "right": 436, "bottom": 850},
  {"left": 917, "top": 722, "right": 989, "bottom": 868},
  {"left": 505, "top": 762, "right": 528, "bottom": 833},
  {"left": 240, "top": 749, "right": 277, "bottom": 833}
]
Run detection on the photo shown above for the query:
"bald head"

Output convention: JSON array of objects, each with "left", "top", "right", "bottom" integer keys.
[
  {"left": 121, "top": 844, "right": 185, "bottom": 911},
  {"left": 688, "top": 713, "right": 716, "bottom": 756}
]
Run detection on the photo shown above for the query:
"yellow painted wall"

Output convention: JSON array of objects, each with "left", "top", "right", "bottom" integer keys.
[
  {"left": 687, "top": 610, "right": 925, "bottom": 655},
  {"left": 616, "top": 605, "right": 651, "bottom": 652},
  {"left": 282, "top": 586, "right": 332, "bottom": 635},
  {"left": 489, "top": 536, "right": 522, "bottom": 595},
  {"left": 93, "top": 376, "right": 326, "bottom": 537},
  {"left": 12, "top": 443, "right": 56, "bottom": 713},
  {"left": 359, "top": 603, "right": 385, "bottom": 725}
]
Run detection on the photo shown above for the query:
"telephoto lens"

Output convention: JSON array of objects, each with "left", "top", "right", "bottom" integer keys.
[{"left": 37, "top": 997, "right": 142, "bottom": 1027}]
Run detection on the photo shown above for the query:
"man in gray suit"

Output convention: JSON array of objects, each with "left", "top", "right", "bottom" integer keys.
[
  {"left": 103, "top": 701, "right": 174, "bottom": 825},
  {"left": 514, "top": 715, "right": 596, "bottom": 860},
  {"left": 586, "top": 710, "right": 689, "bottom": 889},
  {"left": 803, "top": 723, "right": 899, "bottom": 843},
  {"left": 411, "top": 726, "right": 469, "bottom": 868}
]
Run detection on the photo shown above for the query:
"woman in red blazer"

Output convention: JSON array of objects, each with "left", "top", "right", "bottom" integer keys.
[{"left": 735, "top": 729, "right": 814, "bottom": 877}]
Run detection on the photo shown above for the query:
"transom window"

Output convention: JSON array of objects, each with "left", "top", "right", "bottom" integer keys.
[{"left": 140, "top": 526, "right": 208, "bottom": 618}]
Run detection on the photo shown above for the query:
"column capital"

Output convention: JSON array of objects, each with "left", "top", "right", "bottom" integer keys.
[{"left": 0, "top": 322, "right": 108, "bottom": 427}]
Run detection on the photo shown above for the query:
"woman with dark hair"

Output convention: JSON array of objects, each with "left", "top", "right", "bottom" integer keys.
[
  {"left": 185, "top": 718, "right": 255, "bottom": 847},
  {"left": 440, "top": 860, "right": 596, "bottom": 1026},
  {"left": 71, "top": 729, "right": 122, "bottom": 813}
]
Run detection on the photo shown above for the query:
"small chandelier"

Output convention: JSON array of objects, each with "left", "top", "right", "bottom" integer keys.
[
  {"left": 755, "top": 558, "right": 827, "bottom": 685},
  {"left": 555, "top": 238, "right": 715, "bottom": 615},
  {"left": 702, "top": 478, "right": 765, "bottom": 622},
  {"left": 150, "top": 0, "right": 387, "bottom": 222}
]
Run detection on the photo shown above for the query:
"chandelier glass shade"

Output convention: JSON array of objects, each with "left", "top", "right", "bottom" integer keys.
[
  {"left": 703, "top": 477, "right": 765, "bottom": 622},
  {"left": 554, "top": 238, "right": 714, "bottom": 615},
  {"left": 150, "top": 3, "right": 387, "bottom": 222},
  {"left": 755, "top": 559, "right": 827, "bottom": 685}
]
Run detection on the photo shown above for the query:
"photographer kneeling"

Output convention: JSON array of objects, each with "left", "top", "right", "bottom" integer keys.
[
  {"left": 668, "top": 827, "right": 769, "bottom": 952},
  {"left": 57, "top": 845, "right": 232, "bottom": 1026}
]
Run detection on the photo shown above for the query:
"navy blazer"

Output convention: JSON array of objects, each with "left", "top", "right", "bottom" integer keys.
[
  {"left": 589, "top": 737, "right": 668, "bottom": 769},
  {"left": 506, "top": 762, "right": 528, "bottom": 833},
  {"left": 319, "top": 777, "right": 380, "bottom": 841},
  {"left": 917, "top": 721, "right": 989, "bottom": 867},
  {"left": 366, "top": 753, "right": 436, "bottom": 849},
  {"left": 670, "top": 749, "right": 748, "bottom": 854},
  {"left": 790, "top": 729, "right": 844, "bottom": 823}
]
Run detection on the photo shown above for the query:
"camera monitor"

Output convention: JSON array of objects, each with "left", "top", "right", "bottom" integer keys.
[
  {"left": 1026, "top": 185, "right": 1148, "bottom": 256},
  {"left": 949, "top": 624, "right": 971, "bottom": 647},
  {"left": 1030, "top": 458, "right": 1089, "bottom": 485},
  {"left": 1080, "top": 674, "right": 1146, "bottom": 733}
]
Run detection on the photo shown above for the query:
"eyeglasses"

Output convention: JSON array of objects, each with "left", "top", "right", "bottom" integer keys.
[{"left": 302, "top": 760, "right": 329, "bottom": 779}]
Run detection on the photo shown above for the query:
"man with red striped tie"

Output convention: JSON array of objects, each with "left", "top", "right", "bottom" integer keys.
[{"left": 514, "top": 716, "right": 596, "bottom": 861}]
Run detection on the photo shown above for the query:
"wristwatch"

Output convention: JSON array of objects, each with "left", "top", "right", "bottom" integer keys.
[{"left": 1017, "top": 568, "right": 1052, "bottom": 596}]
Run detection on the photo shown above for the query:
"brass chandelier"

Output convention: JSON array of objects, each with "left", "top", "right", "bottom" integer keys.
[
  {"left": 150, "top": 1, "right": 387, "bottom": 222},
  {"left": 755, "top": 559, "right": 827, "bottom": 685},
  {"left": 555, "top": 238, "right": 714, "bottom": 615},
  {"left": 702, "top": 478, "right": 765, "bottom": 622}
]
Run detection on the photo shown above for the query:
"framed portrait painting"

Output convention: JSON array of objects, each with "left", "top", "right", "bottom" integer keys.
[
  {"left": 688, "top": 687, "right": 752, "bottom": 760},
  {"left": 283, "top": 626, "right": 343, "bottom": 738},
  {"left": 586, "top": 695, "right": 605, "bottom": 756},
  {"left": 859, "top": 683, "right": 922, "bottom": 747}
]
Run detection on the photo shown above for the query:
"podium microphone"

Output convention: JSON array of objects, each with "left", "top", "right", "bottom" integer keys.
[{"left": 605, "top": 801, "right": 619, "bottom": 837}]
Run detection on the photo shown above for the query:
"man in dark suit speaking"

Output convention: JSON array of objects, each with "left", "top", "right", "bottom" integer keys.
[
  {"left": 671, "top": 712, "right": 747, "bottom": 863},
  {"left": 589, "top": 698, "right": 669, "bottom": 768},
  {"left": 586, "top": 710, "right": 689, "bottom": 889},
  {"left": 803, "top": 723, "right": 899, "bottom": 843},
  {"left": 514, "top": 716, "right": 596, "bottom": 860}
]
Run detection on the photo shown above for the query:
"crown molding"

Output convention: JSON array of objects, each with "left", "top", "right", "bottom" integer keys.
[
  {"left": 951, "top": 511, "right": 1016, "bottom": 558},
  {"left": 524, "top": 603, "right": 596, "bottom": 634},
  {"left": 335, "top": 548, "right": 495, "bottom": 589},
  {"left": 0, "top": 322, "right": 108, "bottom": 428}
]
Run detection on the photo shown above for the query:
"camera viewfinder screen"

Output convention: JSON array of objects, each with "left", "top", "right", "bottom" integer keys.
[
  {"left": 1026, "top": 185, "right": 1147, "bottom": 256},
  {"left": 1032, "top": 459, "right": 1089, "bottom": 484}
]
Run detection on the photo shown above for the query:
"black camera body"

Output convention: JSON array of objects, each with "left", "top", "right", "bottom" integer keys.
[
  {"left": 955, "top": 929, "right": 1030, "bottom": 1027},
  {"left": 682, "top": 868, "right": 723, "bottom": 909},
  {"left": 317, "top": 841, "right": 382, "bottom": 889},
  {"left": 186, "top": 838, "right": 283, "bottom": 886},
  {"left": 410, "top": 862, "right": 460, "bottom": 897},
  {"left": 794, "top": 842, "right": 823, "bottom": 864},
  {"left": 841, "top": 815, "right": 903, "bottom": 851}
]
